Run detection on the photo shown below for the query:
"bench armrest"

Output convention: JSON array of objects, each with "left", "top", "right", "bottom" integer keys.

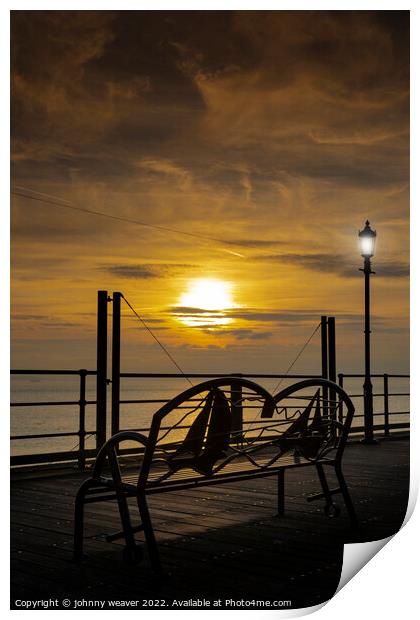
[{"left": 92, "top": 431, "right": 148, "bottom": 479}]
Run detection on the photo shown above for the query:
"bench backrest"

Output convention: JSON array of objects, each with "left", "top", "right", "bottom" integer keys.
[
  {"left": 136, "top": 377, "right": 354, "bottom": 489},
  {"left": 272, "top": 378, "right": 355, "bottom": 461},
  {"left": 137, "top": 377, "right": 275, "bottom": 488}
]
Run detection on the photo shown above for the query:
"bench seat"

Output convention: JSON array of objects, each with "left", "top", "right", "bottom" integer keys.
[{"left": 100, "top": 453, "right": 335, "bottom": 494}]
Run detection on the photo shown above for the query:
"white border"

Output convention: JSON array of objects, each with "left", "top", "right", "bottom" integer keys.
[{"left": 3, "top": 3, "right": 417, "bottom": 618}]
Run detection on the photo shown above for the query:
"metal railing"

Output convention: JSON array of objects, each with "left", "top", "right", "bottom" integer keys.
[
  {"left": 11, "top": 369, "right": 97, "bottom": 469},
  {"left": 337, "top": 373, "right": 410, "bottom": 437},
  {"left": 338, "top": 373, "right": 409, "bottom": 437},
  {"left": 10, "top": 370, "right": 409, "bottom": 469}
]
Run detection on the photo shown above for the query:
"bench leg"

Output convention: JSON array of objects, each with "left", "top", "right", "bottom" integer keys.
[
  {"left": 277, "top": 470, "right": 285, "bottom": 516},
  {"left": 335, "top": 464, "right": 358, "bottom": 528},
  {"left": 137, "top": 495, "right": 162, "bottom": 575},
  {"left": 114, "top": 488, "right": 138, "bottom": 558},
  {"left": 316, "top": 463, "right": 333, "bottom": 509},
  {"left": 74, "top": 479, "right": 93, "bottom": 561}
]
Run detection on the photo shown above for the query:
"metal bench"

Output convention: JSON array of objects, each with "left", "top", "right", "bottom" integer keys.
[{"left": 74, "top": 377, "right": 357, "bottom": 573}]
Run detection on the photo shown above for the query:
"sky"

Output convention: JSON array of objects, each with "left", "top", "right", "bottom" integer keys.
[{"left": 10, "top": 10, "right": 409, "bottom": 375}]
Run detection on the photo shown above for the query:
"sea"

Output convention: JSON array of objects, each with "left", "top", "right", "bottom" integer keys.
[{"left": 10, "top": 374, "right": 410, "bottom": 457}]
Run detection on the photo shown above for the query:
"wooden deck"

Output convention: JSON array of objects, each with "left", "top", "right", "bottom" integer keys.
[{"left": 11, "top": 437, "right": 409, "bottom": 610}]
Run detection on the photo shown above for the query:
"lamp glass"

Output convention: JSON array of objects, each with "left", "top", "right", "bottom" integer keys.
[{"left": 360, "top": 236, "right": 375, "bottom": 257}]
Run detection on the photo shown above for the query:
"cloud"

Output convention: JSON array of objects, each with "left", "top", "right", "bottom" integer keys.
[
  {"left": 257, "top": 253, "right": 409, "bottom": 278},
  {"left": 169, "top": 306, "right": 371, "bottom": 324},
  {"left": 101, "top": 263, "right": 195, "bottom": 279},
  {"left": 11, "top": 12, "right": 117, "bottom": 153},
  {"left": 11, "top": 314, "right": 82, "bottom": 330},
  {"left": 230, "top": 309, "right": 322, "bottom": 323},
  {"left": 136, "top": 158, "right": 192, "bottom": 190},
  {"left": 375, "top": 263, "right": 410, "bottom": 278},
  {"left": 224, "top": 238, "right": 284, "bottom": 248},
  {"left": 12, "top": 314, "right": 50, "bottom": 321},
  {"left": 170, "top": 306, "right": 223, "bottom": 315},
  {"left": 206, "top": 328, "right": 272, "bottom": 340}
]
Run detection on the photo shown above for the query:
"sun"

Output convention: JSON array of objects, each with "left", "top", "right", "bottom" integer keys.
[
  {"left": 179, "top": 278, "right": 236, "bottom": 310},
  {"left": 176, "top": 278, "right": 238, "bottom": 328}
]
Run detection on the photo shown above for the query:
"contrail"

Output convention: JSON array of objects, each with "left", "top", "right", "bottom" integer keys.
[{"left": 11, "top": 186, "right": 246, "bottom": 258}]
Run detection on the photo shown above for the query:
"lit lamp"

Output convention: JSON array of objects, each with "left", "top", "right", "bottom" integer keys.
[
  {"left": 358, "top": 220, "right": 378, "bottom": 444},
  {"left": 359, "top": 220, "right": 376, "bottom": 259}
]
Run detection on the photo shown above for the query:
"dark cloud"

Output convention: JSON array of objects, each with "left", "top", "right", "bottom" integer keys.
[
  {"left": 258, "top": 253, "right": 409, "bottom": 278},
  {"left": 11, "top": 314, "right": 81, "bottom": 329},
  {"left": 373, "top": 263, "right": 410, "bottom": 278},
  {"left": 122, "top": 314, "right": 166, "bottom": 326},
  {"left": 170, "top": 306, "right": 224, "bottom": 315},
  {"left": 12, "top": 314, "right": 50, "bottom": 321},
  {"left": 101, "top": 263, "right": 195, "bottom": 279},
  {"left": 169, "top": 306, "right": 371, "bottom": 324},
  {"left": 11, "top": 12, "right": 409, "bottom": 166},
  {"left": 230, "top": 309, "right": 322, "bottom": 323},
  {"left": 206, "top": 328, "right": 272, "bottom": 340}
]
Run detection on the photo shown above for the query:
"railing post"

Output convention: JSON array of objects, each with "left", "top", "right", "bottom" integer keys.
[
  {"left": 78, "top": 369, "right": 87, "bottom": 470},
  {"left": 338, "top": 373, "right": 344, "bottom": 424},
  {"left": 321, "top": 316, "right": 328, "bottom": 417},
  {"left": 230, "top": 382, "right": 243, "bottom": 442},
  {"left": 384, "top": 373, "right": 390, "bottom": 437},
  {"left": 96, "top": 290, "right": 108, "bottom": 451},
  {"left": 111, "top": 292, "right": 122, "bottom": 437},
  {"left": 328, "top": 317, "right": 336, "bottom": 419}
]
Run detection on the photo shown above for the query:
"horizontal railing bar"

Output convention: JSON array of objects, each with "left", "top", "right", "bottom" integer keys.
[
  {"left": 339, "top": 393, "right": 409, "bottom": 399},
  {"left": 360, "top": 411, "right": 410, "bottom": 417},
  {"left": 339, "top": 412, "right": 409, "bottom": 418},
  {"left": 377, "top": 393, "right": 410, "bottom": 397},
  {"left": 370, "top": 412, "right": 410, "bottom": 416},
  {"left": 118, "top": 401, "right": 330, "bottom": 408},
  {"left": 10, "top": 413, "right": 409, "bottom": 438},
  {"left": 12, "top": 401, "right": 82, "bottom": 407},
  {"left": 11, "top": 370, "right": 318, "bottom": 378},
  {"left": 11, "top": 369, "right": 97, "bottom": 376},
  {"left": 11, "top": 430, "right": 96, "bottom": 441},
  {"left": 10, "top": 449, "right": 97, "bottom": 466},
  {"left": 11, "top": 400, "right": 97, "bottom": 408},
  {"left": 339, "top": 374, "right": 409, "bottom": 378},
  {"left": 10, "top": 412, "right": 409, "bottom": 436},
  {"left": 11, "top": 397, "right": 408, "bottom": 408},
  {"left": 11, "top": 370, "right": 409, "bottom": 379},
  {"left": 11, "top": 431, "right": 79, "bottom": 440},
  {"left": 350, "top": 422, "right": 410, "bottom": 432},
  {"left": 7, "top": 400, "right": 397, "bottom": 410},
  {"left": 119, "top": 372, "right": 323, "bottom": 379}
]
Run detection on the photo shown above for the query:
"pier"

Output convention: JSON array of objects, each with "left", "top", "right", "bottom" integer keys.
[{"left": 11, "top": 437, "right": 409, "bottom": 609}]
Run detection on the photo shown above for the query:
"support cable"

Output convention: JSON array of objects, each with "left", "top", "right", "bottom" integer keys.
[
  {"left": 121, "top": 295, "right": 194, "bottom": 387},
  {"left": 270, "top": 322, "right": 321, "bottom": 395},
  {"left": 245, "top": 320, "right": 321, "bottom": 425}
]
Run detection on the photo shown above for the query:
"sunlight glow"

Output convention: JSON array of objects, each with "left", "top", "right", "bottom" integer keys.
[
  {"left": 179, "top": 279, "right": 236, "bottom": 311},
  {"left": 176, "top": 279, "right": 238, "bottom": 328}
]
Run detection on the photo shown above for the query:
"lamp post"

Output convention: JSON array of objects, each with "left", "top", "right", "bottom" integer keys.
[{"left": 358, "top": 221, "right": 378, "bottom": 445}]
